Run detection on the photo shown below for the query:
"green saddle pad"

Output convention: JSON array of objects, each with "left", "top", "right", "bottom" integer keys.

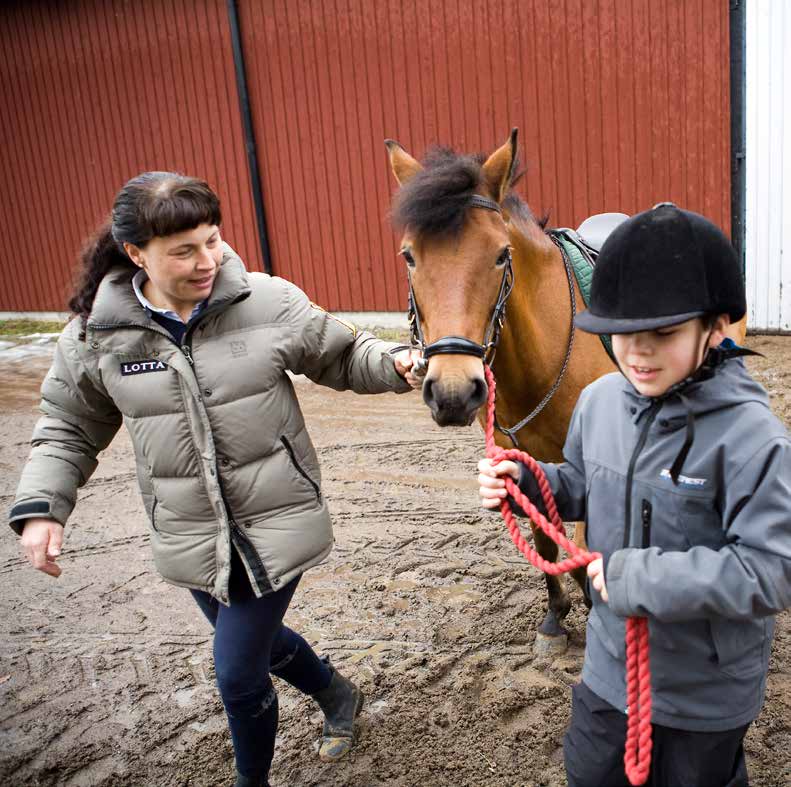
[{"left": 553, "top": 231, "right": 614, "bottom": 363}]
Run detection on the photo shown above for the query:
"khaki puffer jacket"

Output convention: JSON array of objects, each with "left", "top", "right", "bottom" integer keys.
[{"left": 10, "top": 246, "right": 410, "bottom": 603}]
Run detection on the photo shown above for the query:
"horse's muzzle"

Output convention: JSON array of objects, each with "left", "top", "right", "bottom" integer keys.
[{"left": 422, "top": 373, "right": 488, "bottom": 426}]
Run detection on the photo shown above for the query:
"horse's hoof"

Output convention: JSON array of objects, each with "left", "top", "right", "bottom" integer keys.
[{"left": 534, "top": 631, "right": 568, "bottom": 657}]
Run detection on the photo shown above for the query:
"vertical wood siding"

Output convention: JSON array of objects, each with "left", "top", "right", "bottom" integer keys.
[
  {"left": 745, "top": 0, "right": 791, "bottom": 331},
  {"left": 0, "top": 0, "right": 261, "bottom": 312},
  {"left": 2, "top": 1, "right": 730, "bottom": 313},
  {"left": 240, "top": 0, "right": 730, "bottom": 310}
]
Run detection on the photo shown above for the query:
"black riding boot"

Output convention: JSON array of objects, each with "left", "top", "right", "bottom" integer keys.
[{"left": 310, "top": 657, "right": 364, "bottom": 761}]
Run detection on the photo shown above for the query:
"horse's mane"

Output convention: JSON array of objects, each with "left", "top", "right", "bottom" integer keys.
[{"left": 391, "top": 146, "right": 546, "bottom": 238}]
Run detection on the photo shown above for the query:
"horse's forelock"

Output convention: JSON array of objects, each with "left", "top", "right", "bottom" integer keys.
[
  {"left": 391, "top": 148, "right": 483, "bottom": 239},
  {"left": 391, "top": 146, "right": 534, "bottom": 239}
]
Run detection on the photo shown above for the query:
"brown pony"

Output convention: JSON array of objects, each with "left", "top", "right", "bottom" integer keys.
[{"left": 386, "top": 130, "right": 747, "bottom": 653}]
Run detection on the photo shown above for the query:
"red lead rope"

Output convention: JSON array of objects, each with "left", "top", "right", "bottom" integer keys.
[{"left": 483, "top": 365, "right": 652, "bottom": 785}]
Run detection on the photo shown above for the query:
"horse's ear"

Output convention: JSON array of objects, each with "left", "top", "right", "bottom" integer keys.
[
  {"left": 385, "top": 139, "right": 423, "bottom": 185},
  {"left": 481, "top": 128, "right": 519, "bottom": 203}
]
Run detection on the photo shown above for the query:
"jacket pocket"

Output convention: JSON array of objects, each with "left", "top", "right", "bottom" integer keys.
[
  {"left": 280, "top": 436, "right": 321, "bottom": 501},
  {"left": 640, "top": 498, "right": 652, "bottom": 548},
  {"left": 149, "top": 498, "right": 159, "bottom": 532},
  {"left": 678, "top": 495, "right": 727, "bottom": 550},
  {"left": 709, "top": 616, "right": 767, "bottom": 679}
]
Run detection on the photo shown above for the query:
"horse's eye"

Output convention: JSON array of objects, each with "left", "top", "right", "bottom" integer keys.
[
  {"left": 401, "top": 249, "right": 416, "bottom": 268},
  {"left": 496, "top": 247, "right": 512, "bottom": 268}
]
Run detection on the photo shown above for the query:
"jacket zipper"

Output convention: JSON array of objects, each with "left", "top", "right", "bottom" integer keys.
[
  {"left": 623, "top": 403, "right": 660, "bottom": 549},
  {"left": 640, "top": 499, "right": 652, "bottom": 549},
  {"left": 280, "top": 436, "right": 321, "bottom": 500},
  {"left": 91, "top": 321, "right": 197, "bottom": 368}
]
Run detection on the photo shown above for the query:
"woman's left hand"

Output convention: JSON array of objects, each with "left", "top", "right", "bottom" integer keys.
[
  {"left": 587, "top": 557, "right": 609, "bottom": 603},
  {"left": 394, "top": 349, "right": 426, "bottom": 389}
]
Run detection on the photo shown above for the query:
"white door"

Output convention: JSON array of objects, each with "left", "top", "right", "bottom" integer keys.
[{"left": 746, "top": 0, "right": 791, "bottom": 331}]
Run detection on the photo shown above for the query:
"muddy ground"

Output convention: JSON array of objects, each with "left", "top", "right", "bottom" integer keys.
[{"left": 1, "top": 335, "right": 790, "bottom": 787}]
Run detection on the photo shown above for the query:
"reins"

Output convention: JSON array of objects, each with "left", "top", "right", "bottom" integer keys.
[
  {"left": 483, "top": 363, "right": 653, "bottom": 786},
  {"left": 493, "top": 233, "right": 577, "bottom": 446}
]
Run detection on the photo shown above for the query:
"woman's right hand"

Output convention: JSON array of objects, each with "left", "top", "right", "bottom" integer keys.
[
  {"left": 20, "top": 518, "right": 64, "bottom": 578},
  {"left": 477, "top": 458, "right": 520, "bottom": 509}
]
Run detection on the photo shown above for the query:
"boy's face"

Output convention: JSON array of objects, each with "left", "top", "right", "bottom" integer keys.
[{"left": 612, "top": 315, "right": 730, "bottom": 397}]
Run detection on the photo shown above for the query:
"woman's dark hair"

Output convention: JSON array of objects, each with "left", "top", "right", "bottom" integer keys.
[{"left": 69, "top": 172, "right": 221, "bottom": 317}]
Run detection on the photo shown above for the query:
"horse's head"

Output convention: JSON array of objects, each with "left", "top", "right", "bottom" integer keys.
[{"left": 386, "top": 130, "right": 519, "bottom": 426}]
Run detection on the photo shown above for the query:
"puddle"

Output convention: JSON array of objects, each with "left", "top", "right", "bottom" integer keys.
[
  {"left": 173, "top": 687, "right": 197, "bottom": 707},
  {"left": 425, "top": 584, "right": 483, "bottom": 605},
  {"left": 386, "top": 579, "right": 418, "bottom": 591}
]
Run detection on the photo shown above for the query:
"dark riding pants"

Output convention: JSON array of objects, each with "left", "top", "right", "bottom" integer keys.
[
  {"left": 564, "top": 682, "right": 750, "bottom": 787},
  {"left": 190, "top": 548, "right": 332, "bottom": 781}
]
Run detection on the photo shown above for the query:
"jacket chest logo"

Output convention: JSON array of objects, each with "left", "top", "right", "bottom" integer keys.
[
  {"left": 660, "top": 468, "right": 707, "bottom": 487},
  {"left": 230, "top": 340, "right": 248, "bottom": 358},
  {"left": 120, "top": 359, "right": 169, "bottom": 376}
]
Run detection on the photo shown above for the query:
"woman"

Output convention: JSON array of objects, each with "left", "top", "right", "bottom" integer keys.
[{"left": 10, "top": 172, "right": 421, "bottom": 787}]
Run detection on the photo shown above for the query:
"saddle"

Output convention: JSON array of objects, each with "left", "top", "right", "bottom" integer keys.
[
  {"left": 574, "top": 212, "right": 629, "bottom": 253},
  {"left": 550, "top": 212, "right": 629, "bottom": 362}
]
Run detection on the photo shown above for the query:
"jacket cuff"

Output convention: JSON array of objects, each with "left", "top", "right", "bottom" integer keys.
[
  {"left": 605, "top": 548, "right": 636, "bottom": 616},
  {"left": 8, "top": 499, "right": 60, "bottom": 536},
  {"left": 384, "top": 343, "right": 414, "bottom": 393},
  {"left": 506, "top": 461, "right": 549, "bottom": 519}
]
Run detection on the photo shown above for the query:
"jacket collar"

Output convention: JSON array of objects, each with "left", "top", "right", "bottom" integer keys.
[
  {"left": 621, "top": 342, "right": 761, "bottom": 419},
  {"left": 87, "top": 244, "right": 251, "bottom": 329},
  {"left": 619, "top": 342, "right": 764, "bottom": 483}
]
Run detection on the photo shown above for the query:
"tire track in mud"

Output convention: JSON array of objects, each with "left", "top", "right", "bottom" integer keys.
[{"left": 0, "top": 534, "right": 151, "bottom": 575}]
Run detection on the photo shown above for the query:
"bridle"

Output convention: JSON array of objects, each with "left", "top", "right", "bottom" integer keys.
[
  {"left": 405, "top": 193, "right": 578, "bottom": 448},
  {"left": 407, "top": 194, "right": 514, "bottom": 365}
]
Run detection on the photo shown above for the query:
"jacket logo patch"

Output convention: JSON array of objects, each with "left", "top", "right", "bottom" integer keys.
[
  {"left": 120, "top": 360, "right": 169, "bottom": 376},
  {"left": 230, "top": 340, "right": 248, "bottom": 358},
  {"left": 660, "top": 468, "right": 707, "bottom": 487}
]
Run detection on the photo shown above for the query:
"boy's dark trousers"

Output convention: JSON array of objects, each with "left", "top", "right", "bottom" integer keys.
[{"left": 564, "top": 682, "right": 750, "bottom": 787}]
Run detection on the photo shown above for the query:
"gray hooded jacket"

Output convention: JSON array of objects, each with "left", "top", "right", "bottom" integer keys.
[
  {"left": 10, "top": 245, "right": 411, "bottom": 604},
  {"left": 517, "top": 348, "right": 791, "bottom": 731}
]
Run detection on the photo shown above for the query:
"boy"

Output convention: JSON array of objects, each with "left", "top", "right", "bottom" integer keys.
[{"left": 478, "top": 203, "right": 791, "bottom": 786}]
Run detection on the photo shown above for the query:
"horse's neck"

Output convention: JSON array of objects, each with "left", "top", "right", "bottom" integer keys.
[
  {"left": 498, "top": 220, "right": 571, "bottom": 390},
  {"left": 490, "top": 220, "right": 613, "bottom": 460}
]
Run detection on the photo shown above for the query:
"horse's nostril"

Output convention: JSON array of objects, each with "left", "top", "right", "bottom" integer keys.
[
  {"left": 471, "top": 376, "right": 488, "bottom": 407},
  {"left": 422, "top": 378, "right": 435, "bottom": 406}
]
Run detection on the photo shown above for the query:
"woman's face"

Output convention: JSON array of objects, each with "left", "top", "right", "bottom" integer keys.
[{"left": 125, "top": 223, "right": 223, "bottom": 312}]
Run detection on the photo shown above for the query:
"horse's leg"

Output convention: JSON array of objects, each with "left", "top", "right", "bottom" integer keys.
[
  {"left": 569, "top": 522, "right": 592, "bottom": 609},
  {"left": 531, "top": 523, "right": 571, "bottom": 656}
]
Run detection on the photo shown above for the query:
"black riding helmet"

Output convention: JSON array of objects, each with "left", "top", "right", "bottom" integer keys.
[{"left": 574, "top": 203, "right": 746, "bottom": 335}]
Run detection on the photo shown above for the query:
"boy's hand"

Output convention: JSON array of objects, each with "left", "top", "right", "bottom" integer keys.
[
  {"left": 20, "top": 518, "right": 64, "bottom": 578},
  {"left": 478, "top": 458, "right": 520, "bottom": 509},
  {"left": 587, "top": 557, "right": 608, "bottom": 603},
  {"left": 393, "top": 349, "right": 426, "bottom": 389}
]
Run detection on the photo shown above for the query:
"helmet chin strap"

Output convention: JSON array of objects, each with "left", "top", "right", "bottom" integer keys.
[{"left": 700, "top": 328, "right": 716, "bottom": 366}]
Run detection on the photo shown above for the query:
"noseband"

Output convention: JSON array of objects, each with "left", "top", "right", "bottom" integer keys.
[{"left": 407, "top": 194, "right": 514, "bottom": 365}]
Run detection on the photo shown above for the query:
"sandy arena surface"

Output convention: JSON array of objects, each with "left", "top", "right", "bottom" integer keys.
[{"left": 1, "top": 335, "right": 789, "bottom": 786}]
